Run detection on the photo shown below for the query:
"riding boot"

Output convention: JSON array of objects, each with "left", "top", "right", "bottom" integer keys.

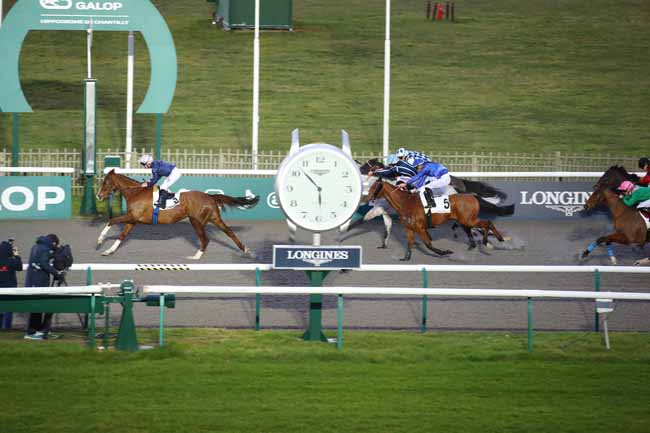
[
  {"left": 424, "top": 189, "right": 436, "bottom": 208},
  {"left": 157, "top": 189, "right": 168, "bottom": 209}
]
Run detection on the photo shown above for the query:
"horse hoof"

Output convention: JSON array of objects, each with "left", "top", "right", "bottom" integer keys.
[
  {"left": 503, "top": 236, "right": 512, "bottom": 242},
  {"left": 468, "top": 244, "right": 476, "bottom": 250},
  {"left": 443, "top": 250, "right": 453, "bottom": 256},
  {"left": 610, "top": 257, "right": 618, "bottom": 266},
  {"left": 377, "top": 245, "right": 387, "bottom": 249},
  {"left": 101, "top": 250, "right": 113, "bottom": 256},
  {"left": 486, "top": 242, "right": 494, "bottom": 250}
]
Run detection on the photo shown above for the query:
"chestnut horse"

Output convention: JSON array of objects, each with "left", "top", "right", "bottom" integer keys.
[
  {"left": 96, "top": 169, "right": 259, "bottom": 259},
  {"left": 581, "top": 181, "right": 649, "bottom": 265},
  {"left": 367, "top": 179, "right": 506, "bottom": 261}
]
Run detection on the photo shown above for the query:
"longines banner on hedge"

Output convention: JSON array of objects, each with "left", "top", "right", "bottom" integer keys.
[
  {"left": 0, "top": 177, "right": 72, "bottom": 219},
  {"left": 141, "top": 178, "right": 603, "bottom": 221}
]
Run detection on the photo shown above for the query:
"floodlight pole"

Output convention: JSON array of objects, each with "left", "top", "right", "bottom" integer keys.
[
  {"left": 382, "top": 0, "right": 391, "bottom": 157},
  {"left": 251, "top": 0, "right": 260, "bottom": 169}
]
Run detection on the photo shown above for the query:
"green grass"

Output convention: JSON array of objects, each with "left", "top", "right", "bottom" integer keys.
[
  {"left": 1, "top": 0, "right": 650, "bottom": 155},
  {"left": 1, "top": 329, "right": 650, "bottom": 433}
]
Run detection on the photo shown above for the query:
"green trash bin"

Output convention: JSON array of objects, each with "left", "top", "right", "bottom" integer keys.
[
  {"left": 214, "top": 0, "right": 293, "bottom": 31},
  {"left": 104, "top": 155, "right": 122, "bottom": 218}
]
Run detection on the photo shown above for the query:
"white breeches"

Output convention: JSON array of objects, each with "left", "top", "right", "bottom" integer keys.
[
  {"left": 417, "top": 173, "right": 451, "bottom": 195},
  {"left": 159, "top": 168, "right": 181, "bottom": 191}
]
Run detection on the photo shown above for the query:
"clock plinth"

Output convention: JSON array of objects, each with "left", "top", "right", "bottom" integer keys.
[{"left": 275, "top": 129, "right": 363, "bottom": 345}]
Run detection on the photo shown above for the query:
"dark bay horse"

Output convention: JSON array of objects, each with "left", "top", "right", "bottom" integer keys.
[
  {"left": 345, "top": 158, "right": 513, "bottom": 248},
  {"left": 580, "top": 167, "right": 648, "bottom": 265},
  {"left": 96, "top": 170, "right": 259, "bottom": 259},
  {"left": 367, "top": 179, "right": 506, "bottom": 260}
]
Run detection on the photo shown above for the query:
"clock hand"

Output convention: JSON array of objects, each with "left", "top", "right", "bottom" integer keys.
[{"left": 301, "top": 169, "right": 322, "bottom": 192}]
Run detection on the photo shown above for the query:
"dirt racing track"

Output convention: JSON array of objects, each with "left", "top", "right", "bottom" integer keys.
[{"left": 2, "top": 216, "right": 649, "bottom": 333}]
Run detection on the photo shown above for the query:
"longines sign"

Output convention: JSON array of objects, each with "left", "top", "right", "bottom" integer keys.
[
  {"left": 489, "top": 181, "right": 603, "bottom": 220},
  {"left": 273, "top": 246, "right": 362, "bottom": 270}
]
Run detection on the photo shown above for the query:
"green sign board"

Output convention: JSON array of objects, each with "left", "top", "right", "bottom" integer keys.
[
  {"left": 0, "top": 177, "right": 72, "bottom": 219},
  {"left": 162, "top": 177, "right": 282, "bottom": 220},
  {"left": 0, "top": 0, "right": 176, "bottom": 113}
]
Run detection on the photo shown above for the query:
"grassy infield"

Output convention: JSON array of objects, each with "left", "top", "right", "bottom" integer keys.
[
  {"left": 1, "top": 0, "right": 649, "bottom": 154},
  {"left": 2, "top": 1, "right": 650, "bottom": 431},
  {"left": 1, "top": 329, "right": 650, "bottom": 433}
]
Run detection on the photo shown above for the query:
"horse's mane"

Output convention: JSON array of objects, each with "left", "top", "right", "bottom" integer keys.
[
  {"left": 606, "top": 165, "right": 640, "bottom": 182},
  {"left": 108, "top": 169, "right": 141, "bottom": 187}
]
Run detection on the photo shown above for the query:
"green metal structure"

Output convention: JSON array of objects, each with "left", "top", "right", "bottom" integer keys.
[{"left": 212, "top": 0, "right": 293, "bottom": 31}]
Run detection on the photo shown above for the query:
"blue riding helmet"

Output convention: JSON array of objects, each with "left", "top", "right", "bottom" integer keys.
[{"left": 385, "top": 154, "right": 399, "bottom": 165}]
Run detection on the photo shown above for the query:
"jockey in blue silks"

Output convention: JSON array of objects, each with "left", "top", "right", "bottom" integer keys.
[
  {"left": 370, "top": 153, "right": 418, "bottom": 180},
  {"left": 139, "top": 154, "right": 181, "bottom": 209},
  {"left": 399, "top": 158, "right": 451, "bottom": 208}
]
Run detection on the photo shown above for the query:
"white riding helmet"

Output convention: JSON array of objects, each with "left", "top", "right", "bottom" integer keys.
[
  {"left": 139, "top": 154, "right": 153, "bottom": 166},
  {"left": 395, "top": 148, "right": 407, "bottom": 158}
]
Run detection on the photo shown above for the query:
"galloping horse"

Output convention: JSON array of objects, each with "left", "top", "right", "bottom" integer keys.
[
  {"left": 367, "top": 179, "right": 506, "bottom": 260},
  {"left": 96, "top": 169, "right": 259, "bottom": 259},
  {"left": 344, "top": 158, "right": 513, "bottom": 248},
  {"left": 580, "top": 166, "right": 648, "bottom": 265}
]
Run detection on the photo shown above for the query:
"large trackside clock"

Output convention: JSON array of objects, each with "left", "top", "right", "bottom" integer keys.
[{"left": 276, "top": 135, "right": 362, "bottom": 233}]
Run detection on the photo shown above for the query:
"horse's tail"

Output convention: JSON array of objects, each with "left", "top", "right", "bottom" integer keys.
[
  {"left": 477, "top": 197, "right": 515, "bottom": 216},
  {"left": 459, "top": 177, "right": 508, "bottom": 201},
  {"left": 210, "top": 194, "right": 260, "bottom": 210}
]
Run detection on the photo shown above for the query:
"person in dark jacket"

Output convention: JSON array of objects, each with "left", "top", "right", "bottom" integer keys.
[
  {"left": 24, "top": 234, "right": 62, "bottom": 340},
  {"left": 0, "top": 239, "right": 23, "bottom": 329}
]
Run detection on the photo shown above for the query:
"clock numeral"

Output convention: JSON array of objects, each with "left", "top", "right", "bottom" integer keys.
[
  {"left": 330, "top": 211, "right": 337, "bottom": 219},
  {"left": 345, "top": 185, "right": 353, "bottom": 193},
  {"left": 300, "top": 211, "right": 308, "bottom": 219},
  {"left": 302, "top": 160, "right": 309, "bottom": 167},
  {"left": 316, "top": 156, "right": 325, "bottom": 163},
  {"left": 314, "top": 215, "right": 323, "bottom": 222},
  {"left": 290, "top": 200, "right": 298, "bottom": 207},
  {"left": 341, "top": 171, "right": 349, "bottom": 178},
  {"left": 291, "top": 170, "right": 301, "bottom": 177},
  {"left": 341, "top": 201, "right": 348, "bottom": 208},
  {"left": 286, "top": 185, "right": 294, "bottom": 192},
  {"left": 333, "top": 161, "right": 337, "bottom": 167}
]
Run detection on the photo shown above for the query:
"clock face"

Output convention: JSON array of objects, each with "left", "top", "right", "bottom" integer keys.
[{"left": 276, "top": 143, "right": 362, "bottom": 232}]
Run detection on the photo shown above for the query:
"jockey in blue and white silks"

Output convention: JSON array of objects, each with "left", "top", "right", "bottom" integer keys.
[
  {"left": 373, "top": 154, "right": 418, "bottom": 179},
  {"left": 404, "top": 161, "right": 451, "bottom": 196},
  {"left": 139, "top": 154, "right": 181, "bottom": 209}
]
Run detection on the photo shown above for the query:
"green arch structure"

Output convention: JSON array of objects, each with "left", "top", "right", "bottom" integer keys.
[{"left": 0, "top": 0, "right": 177, "bottom": 113}]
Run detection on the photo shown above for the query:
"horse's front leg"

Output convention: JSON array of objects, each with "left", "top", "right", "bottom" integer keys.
[
  {"left": 600, "top": 233, "right": 630, "bottom": 265},
  {"left": 97, "top": 214, "right": 133, "bottom": 245},
  {"left": 102, "top": 223, "right": 135, "bottom": 256},
  {"left": 380, "top": 212, "right": 392, "bottom": 249}
]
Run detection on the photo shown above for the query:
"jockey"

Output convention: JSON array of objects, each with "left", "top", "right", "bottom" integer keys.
[
  {"left": 638, "top": 157, "right": 650, "bottom": 186},
  {"left": 618, "top": 180, "right": 650, "bottom": 209},
  {"left": 399, "top": 160, "right": 450, "bottom": 208},
  {"left": 139, "top": 154, "right": 181, "bottom": 209},
  {"left": 368, "top": 153, "right": 418, "bottom": 180}
]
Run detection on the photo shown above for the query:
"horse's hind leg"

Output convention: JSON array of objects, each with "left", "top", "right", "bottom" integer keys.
[
  {"left": 462, "top": 225, "right": 476, "bottom": 250},
  {"left": 416, "top": 227, "right": 453, "bottom": 257},
  {"left": 187, "top": 217, "right": 209, "bottom": 260},
  {"left": 210, "top": 212, "right": 250, "bottom": 255},
  {"left": 487, "top": 221, "right": 505, "bottom": 242},
  {"left": 101, "top": 223, "right": 135, "bottom": 256},
  {"left": 401, "top": 228, "right": 415, "bottom": 261}
]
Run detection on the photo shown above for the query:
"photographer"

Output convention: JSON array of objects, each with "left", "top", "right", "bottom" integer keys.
[
  {"left": 0, "top": 239, "right": 23, "bottom": 330},
  {"left": 24, "top": 234, "right": 64, "bottom": 340}
]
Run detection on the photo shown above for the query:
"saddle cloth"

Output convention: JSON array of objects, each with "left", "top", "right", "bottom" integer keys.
[
  {"left": 639, "top": 210, "right": 650, "bottom": 230},
  {"left": 418, "top": 191, "right": 451, "bottom": 214},
  {"left": 152, "top": 188, "right": 181, "bottom": 210}
]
